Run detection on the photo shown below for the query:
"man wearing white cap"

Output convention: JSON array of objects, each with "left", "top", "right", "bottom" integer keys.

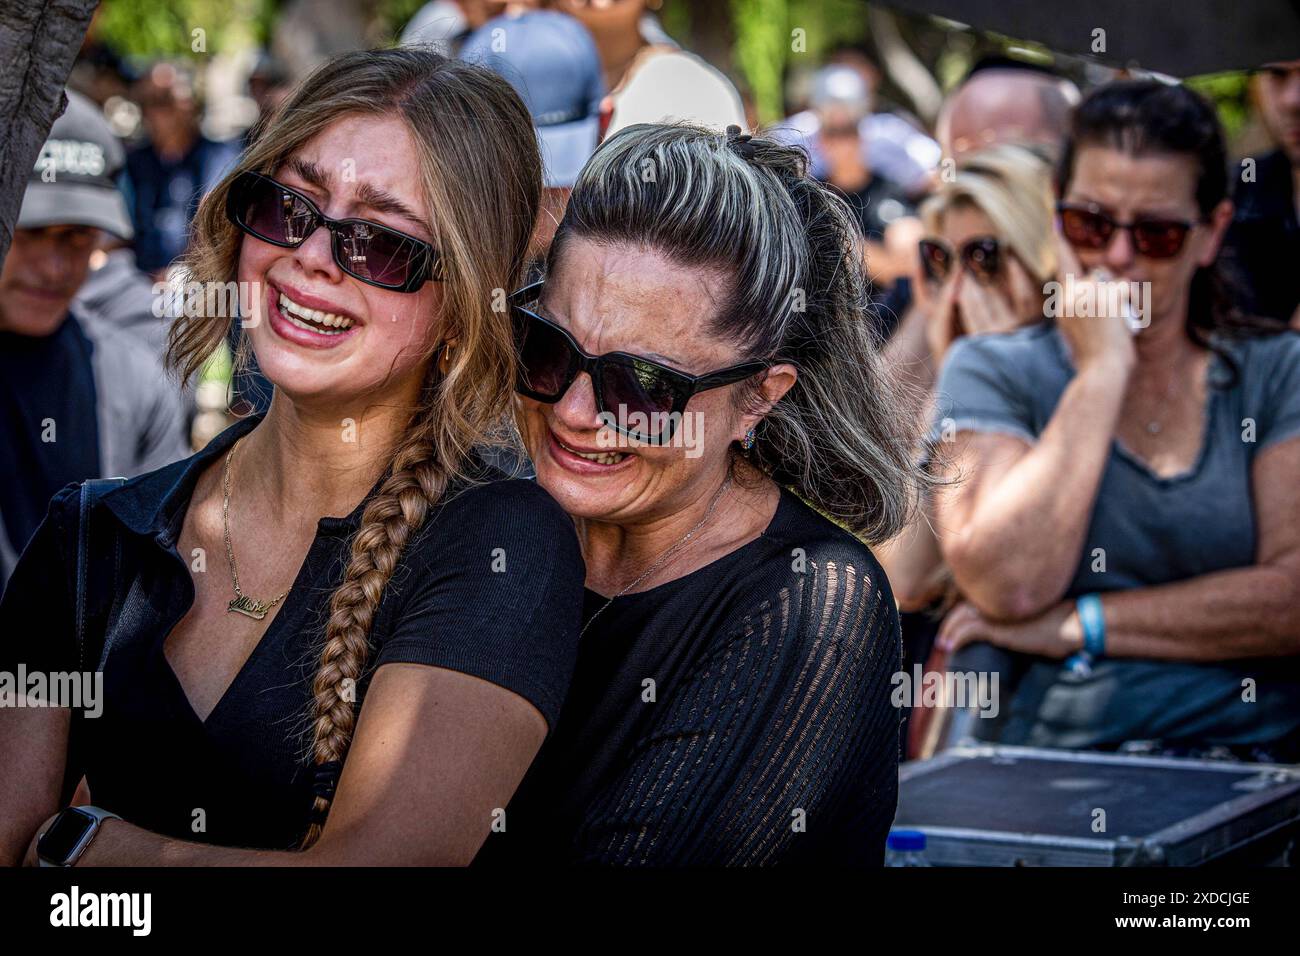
[{"left": 0, "top": 91, "right": 189, "bottom": 586}]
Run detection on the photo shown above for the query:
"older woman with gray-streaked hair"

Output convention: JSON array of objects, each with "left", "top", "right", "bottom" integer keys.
[{"left": 473, "top": 123, "right": 929, "bottom": 867}]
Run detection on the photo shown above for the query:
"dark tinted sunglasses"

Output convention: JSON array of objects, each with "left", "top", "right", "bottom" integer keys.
[
  {"left": 1056, "top": 201, "right": 1198, "bottom": 259},
  {"left": 510, "top": 282, "right": 768, "bottom": 445},
  {"left": 225, "top": 171, "right": 440, "bottom": 292},
  {"left": 919, "top": 235, "right": 1002, "bottom": 283}
]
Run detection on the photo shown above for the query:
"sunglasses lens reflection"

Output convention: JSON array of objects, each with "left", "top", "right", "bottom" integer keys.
[
  {"left": 1060, "top": 207, "right": 1113, "bottom": 250},
  {"left": 920, "top": 240, "right": 951, "bottom": 281},
  {"left": 1132, "top": 221, "right": 1192, "bottom": 258},
  {"left": 1060, "top": 206, "right": 1191, "bottom": 260},
  {"left": 230, "top": 174, "right": 430, "bottom": 289},
  {"left": 237, "top": 175, "right": 317, "bottom": 246},
  {"left": 336, "top": 221, "right": 423, "bottom": 287},
  {"left": 603, "top": 360, "right": 679, "bottom": 440},
  {"left": 515, "top": 312, "right": 573, "bottom": 398},
  {"left": 514, "top": 309, "right": 683, "bottom": 443},
  {"left": 964, "top": 238, "right": 1000, "bottom": 280}
]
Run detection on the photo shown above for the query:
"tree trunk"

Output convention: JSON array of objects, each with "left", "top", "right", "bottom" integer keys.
[
  {"left": 0, "top": 0, "right": 98, "bottom": 269},
  {"left": 867, "top": 5, "right": 943, "bottom": 124}
]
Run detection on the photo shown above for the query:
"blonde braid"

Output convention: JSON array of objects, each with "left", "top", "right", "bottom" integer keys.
[
  {"left": 299, "top": 406, "right": 448, "bottom": 848},
  {"left": 170, "top": 47, "right": 545, "bottom": 850}
]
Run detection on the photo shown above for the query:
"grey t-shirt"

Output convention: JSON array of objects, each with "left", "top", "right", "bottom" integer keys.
[{"left": 931, "top": 322, "right": 1300, "bottom": 752}]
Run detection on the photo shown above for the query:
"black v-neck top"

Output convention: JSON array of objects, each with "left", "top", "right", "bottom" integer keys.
[
  {"left": 474, "top": 488, "right": 903, "bottom": 866},
  {"left": 0, "top": 413, "right": 585, "bottom": 851}
]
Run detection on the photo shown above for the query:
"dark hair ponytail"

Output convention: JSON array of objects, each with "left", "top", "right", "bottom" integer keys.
[{"left": 1056, "top": 79, "right": 1288, "bottom": 382}]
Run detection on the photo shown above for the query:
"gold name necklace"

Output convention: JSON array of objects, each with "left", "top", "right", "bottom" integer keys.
[{"left": 222, "top": 438, "right": 289, "bottom": 620}]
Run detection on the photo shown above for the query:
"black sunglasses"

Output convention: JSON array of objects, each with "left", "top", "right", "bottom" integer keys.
[
  {"left": 225, "top": 171, "right": 441, "bottom": 292},
  {"left": 919, "top": 235, "right": 1002, "bottom": 284},
  {"left": 1056, "top": 201, "right": 1198, "bottom": 260},
  {"left": 510, "top": 281, "right": 769, "bottom": 445}
]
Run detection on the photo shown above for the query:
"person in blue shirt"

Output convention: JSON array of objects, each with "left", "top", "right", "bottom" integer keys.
[
  {"left": 123, "top": 62, "right": 239, "bottom": 276},
  {"left": 931, "top": 81, "right": 1300, "bottom": 760}
]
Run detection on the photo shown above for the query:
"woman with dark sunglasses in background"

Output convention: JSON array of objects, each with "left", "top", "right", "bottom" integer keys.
[
  {"left": 916, "top": 145, "right": 1059, "bottom": 355},
  {"left": 930, "top": 81, "right": 1300, "bottom": 759},
  {"left": 0, "top": 48, "right": 586, "bottom": 866},
  {"left": 473, "top": 123, "right": 929, "bottom": 867},
  {"left": 878, "top": 143, "right": 1058, "bottom": 624}
]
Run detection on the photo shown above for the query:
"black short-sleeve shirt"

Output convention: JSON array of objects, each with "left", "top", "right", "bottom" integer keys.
[{"left": 0, "top": 412, "right": 585, "bottom": 850}]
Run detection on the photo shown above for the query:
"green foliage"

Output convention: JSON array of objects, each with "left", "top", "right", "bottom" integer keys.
[
  {"left": 787, "top": 0, "right": 870, "bottom": 56},
  {"left": 729, "top": 0, "right": 789, "bottom": 123},
  {"left": 377, "top": 0, "right": 429, "bottom": 42},
  {"left": 95, "top": 0, "right": 277, "bottom": 60},
  {"left": 90, "top": 0, "right": 1259, "bottom": 148},
  {"left": 1186, "top": 72, "right": 1253, "bottom": 143},
  {"left": 659, "top": 0, "right": 694, "bottom": 41}
]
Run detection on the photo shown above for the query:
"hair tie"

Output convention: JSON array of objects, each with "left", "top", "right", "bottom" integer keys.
[
  {"left": 725, "top": 124, "right": 757, "bottom": 161},
  {"left": 311, "top": 759, "right": 343, "bottom": 803}
]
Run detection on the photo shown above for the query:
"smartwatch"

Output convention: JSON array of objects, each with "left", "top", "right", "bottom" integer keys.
[{"left": 36, "top": 806, "right": 121, "bottom": 867}]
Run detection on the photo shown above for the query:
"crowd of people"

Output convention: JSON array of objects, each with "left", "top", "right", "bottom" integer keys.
[{"left": 1, "top": 0, "right": 1298, "bottom": 866}]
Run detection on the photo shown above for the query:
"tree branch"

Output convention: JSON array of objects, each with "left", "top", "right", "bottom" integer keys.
[
  {"left": 0, "top": 0, "right": 98, "bottom": 268},
  {"left": 867, "top": 4, "right": 943, "bottom": 124}
]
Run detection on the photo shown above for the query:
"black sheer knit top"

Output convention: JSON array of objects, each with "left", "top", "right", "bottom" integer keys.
[{"left": 474, "top": 486, "right": 902, "bottom": 867}]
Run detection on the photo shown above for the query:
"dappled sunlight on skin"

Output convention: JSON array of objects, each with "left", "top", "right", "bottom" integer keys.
[{"left": 238, "top": 114, "right": 445, "bottom": 412}]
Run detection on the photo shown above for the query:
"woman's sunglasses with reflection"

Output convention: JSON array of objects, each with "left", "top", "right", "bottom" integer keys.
[
  {"left": 918, "top": 235, "right": 1003, "bottom": 284},
  {"left": 509, "top": 281, "right": 770, "bottom": 446},
  {"left": 226, "top": 171, "right": 442, "bottom": 292},
  {"left": 1055, "top": 201, "right": 1199, "bottom": 259}
]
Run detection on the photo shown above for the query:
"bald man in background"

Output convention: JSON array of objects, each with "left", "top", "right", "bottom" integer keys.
[{"left": 937, "top": 57, "right": 1080, "bottom": 163}]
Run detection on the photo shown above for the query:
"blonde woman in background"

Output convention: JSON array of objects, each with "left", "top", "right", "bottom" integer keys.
[{"left": 879, "top": 143, "right": 1058, "bottom": 616}]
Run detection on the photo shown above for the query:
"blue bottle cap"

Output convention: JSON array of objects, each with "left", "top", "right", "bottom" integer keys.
[{"left": 887, "top": 829, "right": 926, "bottom": 851}]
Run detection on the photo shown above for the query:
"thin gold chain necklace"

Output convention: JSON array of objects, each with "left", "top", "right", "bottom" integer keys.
[
  {"left": 222, "top": 438, "right": 289, "bottom": 620},
  {"left": 1140, "top": 369, "right": 1181, "bottom": 436},
  {"left": 580, "top": 476, "right": 733, "bottom": 639}
]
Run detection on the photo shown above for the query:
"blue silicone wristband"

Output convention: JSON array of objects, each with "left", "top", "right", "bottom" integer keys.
[{"left": 1076, "top": 594, "right": 1106, "bottom": 658}]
